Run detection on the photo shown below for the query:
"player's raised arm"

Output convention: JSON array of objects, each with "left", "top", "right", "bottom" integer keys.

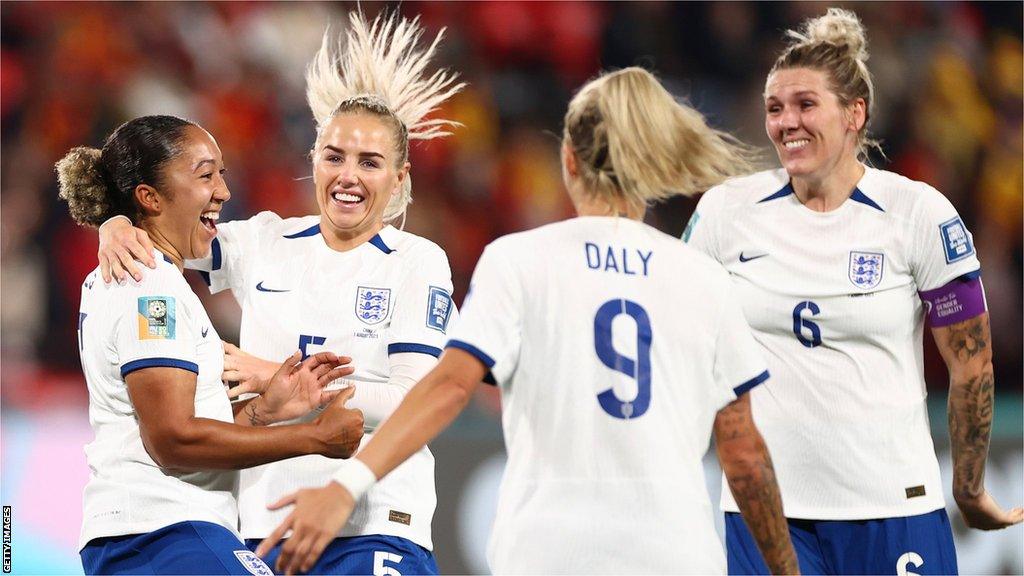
[
  {"left": 932, "top": 312, "right": 1024, "bottom": 530},
  {"left": 714, "top": 393, "right": 799, "bottom": 575}
]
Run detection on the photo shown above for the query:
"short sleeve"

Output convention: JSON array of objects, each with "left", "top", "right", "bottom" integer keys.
[
  {"left": 910, "top": 188, "right": 981, "bottom": 291},
  {"left": 385, "top": 245, "right": 458, "bottom": 359},
  {"left": 445, "top": 242, "right": 523, "bottom": 385},
  {"left": 113, "top": 279, "right": 199, "bottom": 379},
  {"left": 683, "top": 190, "right": 722, "bottom": 263},
  {"left": 186, "top": 211, "right": 282, "bottom": 297},
  {"left": 711, "top": 280, "right": 770, "bottom": 409}
]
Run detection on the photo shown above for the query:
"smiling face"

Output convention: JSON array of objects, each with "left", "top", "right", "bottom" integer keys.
[
  {"left": 764, "top": 67, "right": 864, "bottom": 184},
  {"left": 155, "top": 125, "right": 230, "bottom": 260},
  {"left": 312, "top": 113, "right": 409, "bottom": 248}
]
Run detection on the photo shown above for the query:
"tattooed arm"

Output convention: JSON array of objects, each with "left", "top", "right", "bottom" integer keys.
[
  {"left": 715, "top": 393, "right": 799, "bottom": 574},
  {"left": 933, "top": 312, "right": 1023, "bottom": 530}
]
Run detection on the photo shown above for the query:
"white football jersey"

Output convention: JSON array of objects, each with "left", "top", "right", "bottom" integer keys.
[
  {"left": 78, "top": 250, "right": 238, "bottom": 549},
  {"left": 192, "top": 212, "right": 455, "bottom": 549},
  {"left": 447, "top": 217, "right": 769, "bottom": 575},
  {"left": 686, "top": 167, "right": 982, "bottom": 520}
]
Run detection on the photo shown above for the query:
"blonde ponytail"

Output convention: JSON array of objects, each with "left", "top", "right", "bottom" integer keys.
[{"left": 564, "top": 67, "right": 757, "bottom": 211}]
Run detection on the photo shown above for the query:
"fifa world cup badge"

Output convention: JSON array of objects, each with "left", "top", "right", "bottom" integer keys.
[{"left": 137, "top": 296, "right": 176, "bottom": 340}]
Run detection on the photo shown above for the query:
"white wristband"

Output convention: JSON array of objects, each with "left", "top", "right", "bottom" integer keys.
[
  {"left": 330, "top": 458, "right": 377, "bottom": 501},
  {"left": 99, "top": 214, "right": 131, "bottom": 230}
]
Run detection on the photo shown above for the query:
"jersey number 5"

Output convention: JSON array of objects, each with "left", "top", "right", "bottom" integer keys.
[{"left": 593, "top": 299, "right": 652, "bottom": 420}]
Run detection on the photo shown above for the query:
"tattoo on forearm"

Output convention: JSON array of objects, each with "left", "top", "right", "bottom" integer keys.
[
  {"left": 246, "top": 401, "right": 269, "bottom": 427},
  {"left": 945, "top": 315, "right": 995, "bottom": 501},
  {"left": 718, "top": 400, "right": 797, "bottom": 574},
  {"left": 949, "top": 369, "right": 994, "bottom": 499},
  {"left": 728, "top": 447, "right": 798, "bottom": 574}
]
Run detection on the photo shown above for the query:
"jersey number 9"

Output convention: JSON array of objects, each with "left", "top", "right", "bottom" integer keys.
[{"left": 593, "top": 299, "right": 652, "bottom": 420}]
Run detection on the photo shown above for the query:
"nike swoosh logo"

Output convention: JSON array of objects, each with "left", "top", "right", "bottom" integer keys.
[
  {"left": 201, "top": 327, "right": 209, "bottom": 338},
  {"left": 739, "top": 252, "right": 769, "bottom": 262},
  {"left": 256, "top": 281, "right": 290, "bottom": 293}
]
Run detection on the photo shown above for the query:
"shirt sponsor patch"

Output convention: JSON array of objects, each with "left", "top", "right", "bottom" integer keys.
[
  {"left": 905, "top": 485, "right": 927, "bottom": 499},
  {"left": 939, "top": 216, "right": 974, "bottom": 263},
  {"left": 426, "top": 286, "right": 453, "bottom": 332},
  {"left": 388, "top": 509, "right": 412, "bottom": 525},
  {"left": 137, "top": 296, "right": 175, "bottom": 340},
  {"left": 233, "top": 550, "right": 274, "bottom": 576},
  {"left": 849, "top": 251, "right": 884, "bottom": 289},
  {"left": 355, "top": 286, "right": 391, "bottom": 325}
]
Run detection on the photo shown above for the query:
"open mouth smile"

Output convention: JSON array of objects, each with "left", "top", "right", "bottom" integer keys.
[
  {"left": 330, "top": 188, "right": 367, "bottom": 207},
  {"left": 200, "top": 210, "right": 220, "bottom": 234}
]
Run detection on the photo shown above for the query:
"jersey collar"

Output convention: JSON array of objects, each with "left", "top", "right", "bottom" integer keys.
[
  {"left": 370, "top": 225, "right": 398, "bottom": 254},
  {"left": 758, "top": 174, "right": 884, "bottom": 212},
  {"left": 283, "top": 221, "right": 397, "bottom": 254}
]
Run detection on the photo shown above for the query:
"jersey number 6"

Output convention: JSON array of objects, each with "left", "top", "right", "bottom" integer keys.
[
  {"left": 593, "top": 299, "right": 652, "bottom": 420},
  {"left": 792, "top": 301, "right": 822, "bottom": 348}
]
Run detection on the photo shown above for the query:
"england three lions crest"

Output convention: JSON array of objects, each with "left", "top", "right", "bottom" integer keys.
[
  {"left": 356, "top": 286, "right": 391, "bottom": 325},
  {"left": 849, "top": 251, "right": 884, "bottom": 289}
]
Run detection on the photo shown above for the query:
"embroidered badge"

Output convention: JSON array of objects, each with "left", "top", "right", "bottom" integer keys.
[
  {"left": 137, "top": 296, "right": 175, "bottom": 340},
  {"left": 233, "top": 550, "right": 274, "bottom": 576},
  {"left": 939, "top": 216, "right": 974, "bottom": 263},
  {"left": 355, "top": 286, "right": 391, "bottom": 325},
  {"left": 426, "top": 286, "right": 453, "bottom": 333},
  {"left": 849, "top": 251, "right": 884, "bottom": 289}
]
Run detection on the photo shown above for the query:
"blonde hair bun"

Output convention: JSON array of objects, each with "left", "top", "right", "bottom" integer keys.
[{"left": 788, "top": 8, "right": 869, "bottom": 63}]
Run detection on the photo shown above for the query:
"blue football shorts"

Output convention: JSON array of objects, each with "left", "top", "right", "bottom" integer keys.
[
  {"left": 725, "top": 509, "right": 957, "bottom": 575},
  {"left": 248, "top": 534, "right": 438, "bottom": 575},
  {"left": 81, "top": 520, "right": 272, "bottom": 575}
]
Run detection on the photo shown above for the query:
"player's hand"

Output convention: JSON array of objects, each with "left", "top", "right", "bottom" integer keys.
[
  {"left": 954, "top": 489, "right": 1024, "bottom": 530},
  {"left": 260, "top": 351, "right": 355, "bottom": 423},
  {"left": 313, "top": 386, "right": 364, "bottom": 458},
  {"left": 98, "top": 216, "right": 155, "bottom": 283},
  {"left": 256, "top": 482, "right": 356, "bottom": 575},
  {"left": 224, "top": 341, "right": 279, "bottom": 398}
]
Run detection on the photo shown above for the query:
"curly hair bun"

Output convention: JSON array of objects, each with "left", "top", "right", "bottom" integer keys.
[{"left": 55, "top": 147, "right": 113, "bottom": 228}]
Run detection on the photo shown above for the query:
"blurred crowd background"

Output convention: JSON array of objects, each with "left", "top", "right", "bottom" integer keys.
[{"left": 1, "top": 1, "right": 1021, "bottom": 574}]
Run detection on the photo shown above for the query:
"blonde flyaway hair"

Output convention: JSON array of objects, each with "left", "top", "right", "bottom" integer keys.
[
  {"left": 564, "top": 67, "right": 757, "bottom": 213},
  {"left": 306, "top": 12, "right": 465, "bottom": 223}
]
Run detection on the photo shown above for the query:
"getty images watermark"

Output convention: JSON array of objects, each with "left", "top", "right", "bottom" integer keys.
[{"left": 3, "top": 505, "right": 10, "bottom": 573}]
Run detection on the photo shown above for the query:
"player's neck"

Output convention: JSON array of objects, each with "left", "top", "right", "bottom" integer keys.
[
  {"left": 791, "top": 156, "right": 865, "bottom": 212},
  {"left": 571, "top": 186, "right": 644, "bottom": 220},
  {"left": 142, "top": 224, "right": 184, "bottom": 271},
  {"left": 319, "top": 218, "right": 386, "bottom": 252}
]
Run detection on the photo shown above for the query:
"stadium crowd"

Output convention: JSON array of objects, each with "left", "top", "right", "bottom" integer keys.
[{"left": 1, "top": 0, "right": 1021, "bottom": 412}]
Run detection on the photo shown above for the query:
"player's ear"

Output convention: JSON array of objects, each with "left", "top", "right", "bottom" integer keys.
[
  {"left": 562, "top": 140, "right": 579, "bottom": 180},
  {"left": 134, "top": 184, "right": 162, "bottom": 216},
  {"left": 846, "top": 98, "right": 866, "bottom": 132},
  {"left": 393, "top": 161, "right": 411, "bottom": 197}
]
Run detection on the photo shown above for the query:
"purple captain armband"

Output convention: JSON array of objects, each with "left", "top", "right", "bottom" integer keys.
[{"left": 919, "top": 273, "right": 987, "bottom": 327}]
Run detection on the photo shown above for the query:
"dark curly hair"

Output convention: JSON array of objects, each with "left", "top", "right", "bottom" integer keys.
[{"left": 56, "top": 115, "right": 195, "bottom": 227}]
